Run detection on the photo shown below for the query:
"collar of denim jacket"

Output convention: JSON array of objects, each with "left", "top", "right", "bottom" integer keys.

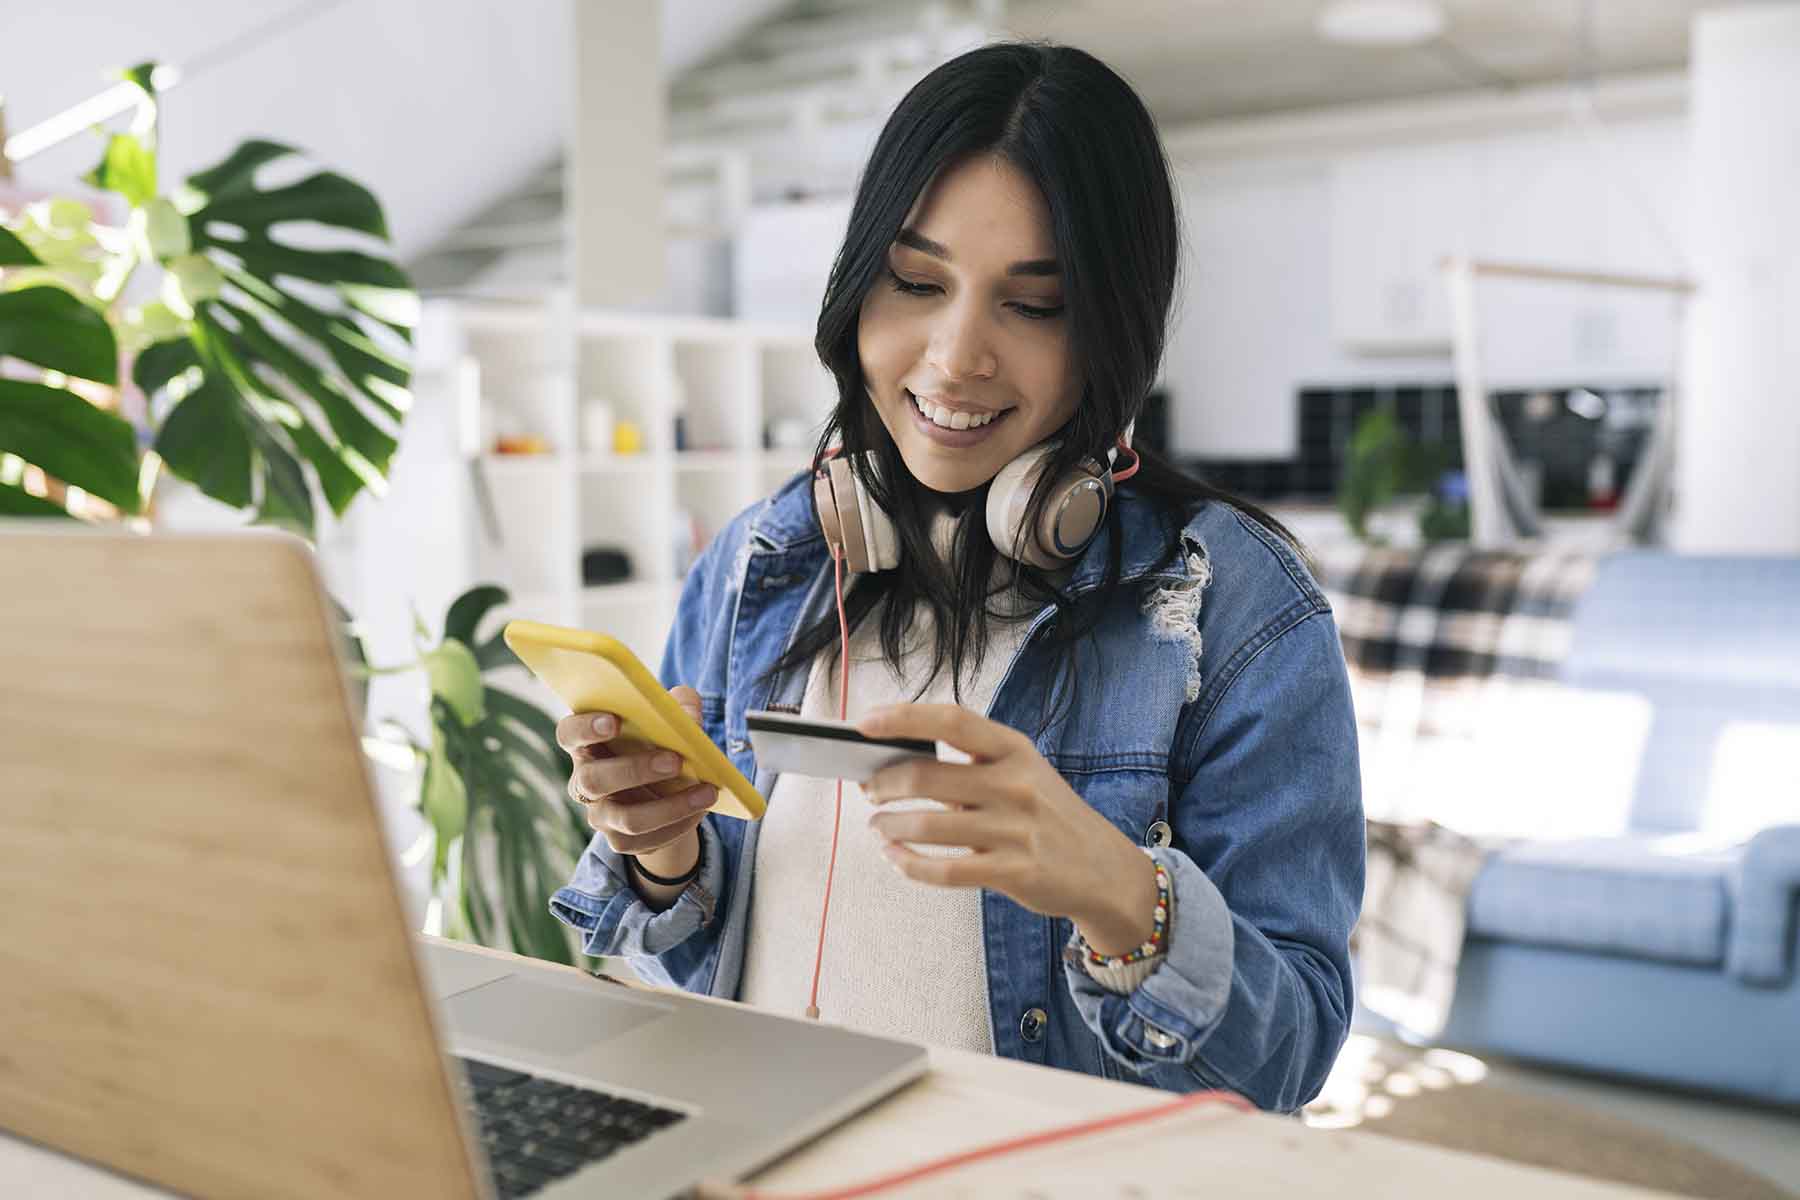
[{"left": 748, "top": 471, "right": 1204, "bottom": 597}]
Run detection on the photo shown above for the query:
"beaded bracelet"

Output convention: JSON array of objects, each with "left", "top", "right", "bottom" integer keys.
[{"left": 1077, "top": 854, "right": 1171, "bottom": 968}]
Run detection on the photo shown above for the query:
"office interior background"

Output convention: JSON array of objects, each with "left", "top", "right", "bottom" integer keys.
[{"left": 3, "top": 2, "right": 1796, "bottom": 1193}]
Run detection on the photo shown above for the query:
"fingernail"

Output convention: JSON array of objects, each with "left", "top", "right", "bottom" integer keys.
[
  {"left": 593, "top": 715, "right": 616, "bottom": 735},
  {"left": 689, "top": 787, "right": 715, "bottom": 810},
  {"left": 654, "top": 752, "right": 680, "bottom": 773}
]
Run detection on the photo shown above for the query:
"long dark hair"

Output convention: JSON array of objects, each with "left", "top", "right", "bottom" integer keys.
[{"left": 764, "top": 41, "right": 1306, "bottom": 726}]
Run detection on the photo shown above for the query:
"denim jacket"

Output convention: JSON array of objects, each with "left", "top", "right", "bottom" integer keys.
[{"left": 550, "top": 472, "right": 1365, "bottom": 1112}]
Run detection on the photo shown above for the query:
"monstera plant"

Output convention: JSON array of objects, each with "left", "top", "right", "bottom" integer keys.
[
  {"left": 0, "top": 64, "right": 588, "bottom": 965},
  {"left": 364, "top": 586, "right": 590, "bottom": 962}
]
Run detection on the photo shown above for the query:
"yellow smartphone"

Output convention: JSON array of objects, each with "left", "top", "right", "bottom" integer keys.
[{"left": 502, "top": 620, "right": 765, "bottom": 820}]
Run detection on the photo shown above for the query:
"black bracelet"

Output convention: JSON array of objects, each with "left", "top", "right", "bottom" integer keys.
[{"left": 629, "top": 834, "right": 704, "bottom": 887}]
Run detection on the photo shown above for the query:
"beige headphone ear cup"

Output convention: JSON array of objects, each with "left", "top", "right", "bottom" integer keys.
[
  {"left": 827, "top": 457, "right": 871, "bottom": 573},
  {"left": 814, "top": 469, "right": 845, "bottom": 556},
  {"left": 987, "top": 445, "right": 1053, "bottom": 566},
  {"left": 1036, "top": 457, "right": 1112, "bottom": 565},
  {"left": 854, "top": 453, "right": 901, "bottom": 571},
  {"left": 850, "top": 461, "right": 884, "bottom": 570},
  {"left": 986, "top": 444, "right": 1112, "bottom": 569}
]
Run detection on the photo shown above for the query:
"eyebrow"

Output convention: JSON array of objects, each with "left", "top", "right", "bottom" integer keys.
[{"left": 895, "top": 227, "right": 1061, "bottom": 277}]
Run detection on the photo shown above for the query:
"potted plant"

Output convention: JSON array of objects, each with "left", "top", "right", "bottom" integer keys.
[
  {"left": 1337, "top": 408, "right": 1470, "bottom": 545},
  {"left": 0, "top": 64, "right": 588, "bottom": 965}
]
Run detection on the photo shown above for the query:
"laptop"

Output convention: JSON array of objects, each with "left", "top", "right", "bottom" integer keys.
[{"left": 0, "top": 524, "right": 928, "bottom": 1200}]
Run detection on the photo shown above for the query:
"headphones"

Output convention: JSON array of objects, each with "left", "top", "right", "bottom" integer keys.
[{"left": 813, "top": 425, "right": 1141, "bottom": 573}]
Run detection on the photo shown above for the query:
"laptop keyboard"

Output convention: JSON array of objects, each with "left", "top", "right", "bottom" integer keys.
[{"left": 456, "top": 1055, "right": 687, "bottom": 1198}]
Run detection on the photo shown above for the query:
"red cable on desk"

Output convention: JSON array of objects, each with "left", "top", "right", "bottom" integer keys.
[{"left": 736, "top": 1085, "right": 1252, "bottom": 1200}]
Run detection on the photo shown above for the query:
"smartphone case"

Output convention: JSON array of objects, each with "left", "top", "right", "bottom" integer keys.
[{"left": 502, "top": 620, "right": 765, "bottom": 820}]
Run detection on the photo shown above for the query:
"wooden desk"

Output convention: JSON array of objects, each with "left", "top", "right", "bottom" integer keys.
[{"left": 0, "top": 937, "right": 1679, "bottom": 1199}]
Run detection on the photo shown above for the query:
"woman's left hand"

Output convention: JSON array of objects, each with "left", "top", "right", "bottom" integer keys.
[{"left": 857, "top": 703, "right": 1160, "bottom": 956}]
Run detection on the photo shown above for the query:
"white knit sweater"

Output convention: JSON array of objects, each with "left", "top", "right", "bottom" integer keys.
[{"left": 739, "top": 521, "right": 1041, "bottom": 1051}]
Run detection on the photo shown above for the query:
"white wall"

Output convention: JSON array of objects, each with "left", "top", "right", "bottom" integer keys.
[
  {"left": 1674, "top": 4, "right": 1800, "bottom": 554},
  {"left": 1159, "top": 96, "right": 1690, "bottom": 458},
  {"left": 725, "top": 75, "right": 1692, "bottom": 462}
]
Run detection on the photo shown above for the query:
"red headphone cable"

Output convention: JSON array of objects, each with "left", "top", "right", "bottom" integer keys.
[{"left": 803, "top": 541, "right": 852, "bottom": 1020}]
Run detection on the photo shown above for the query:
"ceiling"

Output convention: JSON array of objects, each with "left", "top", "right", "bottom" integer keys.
[
  {"left": 0, "top": 0, "right": 786, "bottom": 260},
  {"left": 1002, "top": 0, "right": 1733, "bottom": 123}
]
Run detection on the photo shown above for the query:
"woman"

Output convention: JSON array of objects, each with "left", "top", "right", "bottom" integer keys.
[{"left": 549, "top": 41, "right": 1364, "bottom": 1113}]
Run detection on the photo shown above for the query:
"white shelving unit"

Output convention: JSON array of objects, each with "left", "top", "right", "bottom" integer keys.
[{"left": 446, "top": 297, "right": 835, "bottom": 672}]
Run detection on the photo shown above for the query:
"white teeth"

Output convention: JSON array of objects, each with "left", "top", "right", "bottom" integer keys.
[{"left": 912, "top": 392, "right": 999, "bottom": 430}]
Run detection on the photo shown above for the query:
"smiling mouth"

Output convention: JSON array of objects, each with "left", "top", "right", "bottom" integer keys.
[{"left": 907, "top": 390, "right": 1014, "bottom": 431}]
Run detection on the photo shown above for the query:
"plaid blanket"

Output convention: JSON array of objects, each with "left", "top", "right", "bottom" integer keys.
[{"left": 1309, "top": 542, "right": 1598, "bottom": 1037}]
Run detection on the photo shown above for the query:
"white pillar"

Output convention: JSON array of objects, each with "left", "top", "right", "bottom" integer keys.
[
  {"left": 1672, "top": 3, "right": 1800, "bottom": 553},
  {"left": 570, "top": 0, "right": 666, "bottom": 308}
]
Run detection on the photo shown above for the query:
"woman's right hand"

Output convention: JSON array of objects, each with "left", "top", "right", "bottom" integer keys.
[{"left": 556, "top": 684, "right": 717, "bottom": 859}]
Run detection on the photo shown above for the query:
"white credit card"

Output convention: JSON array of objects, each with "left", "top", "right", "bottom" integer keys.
[{"left": 745, "top": 709, "right": 972, "bottom": 782}]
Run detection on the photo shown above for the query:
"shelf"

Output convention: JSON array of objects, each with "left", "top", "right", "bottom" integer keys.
[
  {"left": 578, "top": 453, "right": 667, "bottom": 473},
  {"left": 441, "top": 305, "right": 828, "bottom": 669},
  {"left": 673, "top": 450, "right": 744, "bottom": 471},
  {"left": 480, "top": 453, "right": 564, "bottom": 473}
]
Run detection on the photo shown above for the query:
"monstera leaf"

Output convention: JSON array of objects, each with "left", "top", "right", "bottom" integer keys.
[
  {"left": 380, "top": 585, "right": 589, "bottom": 964},
  {"left": 142, "top": 132, "right": 416, "bottom": 534}
]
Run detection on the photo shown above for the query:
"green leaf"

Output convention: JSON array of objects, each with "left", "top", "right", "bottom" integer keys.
[
  {"left": 200, "top": 171, "right": 389, "bottom": 240},
  {"left": 185, "top": 140, "right": 296, "bottom": 204},
  {"left": 0, "top": 480, "right": 75, "bottom": 517},
  {"left": 0, "top": 228, "right": 43, "bottom": 267},
  {"left": 222, "top": 268, "right": 410, "bottom": 418},
  {"left": 133, "top": 337, "right": 200, "bottom": 395},
  {"left": 0, "top": 286, "right": 119, "bottom": 384},
  {"left": 152, "top": 372, "right": 254, "bottom": 508},
  {"left": 249, "top": 419, "right": 316, "bottom": 534},
  {"left": 196, "top": 306, "right": 383, "bottom": 517},
  {"left": 421, "top": 721, "right": 469, "bottom": 887},
  {"left": 486, "top": 687, "right": 573, "bottom": 780},
  {"left": 121, "top": 62, "right": 160, "bottom": 98},
  {"left": 130, "top": 137, "right": 419, "bottom": 534},
  {"left": 444, "top": 584, "right": 511, "bottom": 651},
  {"left": 423, "top": 639, "right": 487, "bottom": 727},
  {"left": 0, "top": 378, "right": 142, "bottom": 511},
  {"left": 84, "top": 133, "right": 158, "bottom": 208},
  {"left": 284, "top": 416, "right": 365, "bottom": 517},
  {"left": 221, "top": 235, "right": 410, "bottom": 290},
  {"left": 214, "top": 298, "right": 397, "bottom": 475}
]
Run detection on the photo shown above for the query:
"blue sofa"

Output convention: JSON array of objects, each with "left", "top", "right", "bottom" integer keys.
[{"left": 1329, "top": 548, "right": 1800, "bottom": 1107}]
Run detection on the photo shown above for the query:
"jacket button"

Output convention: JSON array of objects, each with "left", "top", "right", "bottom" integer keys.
[
  {"left": 1145, "top": 820, "right": 1172, "bottom": 848},
  {"left": 1019, "top": 1007, "right": 1047, "bottom": 1043}
]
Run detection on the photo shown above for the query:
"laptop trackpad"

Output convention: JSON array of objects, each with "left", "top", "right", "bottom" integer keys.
[{"left": 445, "top": 974, "right": 672, "bottom": 1058}]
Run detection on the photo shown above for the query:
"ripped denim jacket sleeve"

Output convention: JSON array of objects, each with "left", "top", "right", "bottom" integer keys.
[{"left": 1064, "top": 606, "right": 1366, "bottom": 1113}]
